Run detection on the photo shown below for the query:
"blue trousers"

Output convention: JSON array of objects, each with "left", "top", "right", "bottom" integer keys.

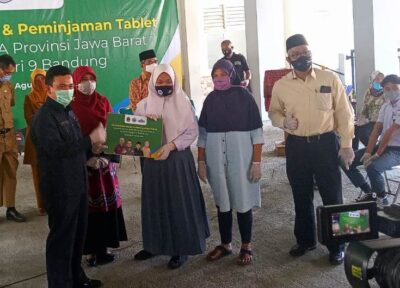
[{"left": 343, "top": 146, "right": 400, "bottom": 193}]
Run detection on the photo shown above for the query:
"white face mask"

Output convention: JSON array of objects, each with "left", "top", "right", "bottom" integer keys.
[
  {"left": 145, "top": 63, "right": 157, "bottom": 73},
  {"left": 78, "top": 80, "right": 96, "bottom": 95}
]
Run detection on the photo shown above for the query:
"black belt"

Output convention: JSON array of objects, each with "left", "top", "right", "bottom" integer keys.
[
  {"left": 289, "top": 131, "right": 335, "bottom": 143},
  {"left": 0, "top": 128, "right": 11, "bottom": 134}
]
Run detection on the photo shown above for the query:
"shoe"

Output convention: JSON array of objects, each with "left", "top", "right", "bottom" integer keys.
[
  {"left": 86, "top": 256, "right": 97, "bottom": 267},
  {"left": 96, "top": 251, "right": 115, "bottom": 265},
  {"left": 167, "top": 255, "right": 188, "bottom": 269},
  {"left": 329, "top": 251, "right": 344, "bottom": 265},
  {"left": 6, "top": 208, "right": 26, "bottom": 222},
  {"left": 134, "top": 250, "right": 155, "bottom": 261},
  {"left": 289, "top": 244, "right": 316, "bottom": 257},
  {"left": 355, "top": 192, "right": 377, "bottom": 202},
  {"left": 38, "top": 208, "right": 46, "bottom": 216},
  {"left": 80, "top": 278, "right": 103, "bottom": 288},
  {"left": 378, "top": 194, "right": 390, "bottom": 206}
]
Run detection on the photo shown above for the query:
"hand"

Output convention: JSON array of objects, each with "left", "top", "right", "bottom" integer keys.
[
  {"left": 197, "top": 161, "right": 207, "bottom": 183},
  {"left": 86, "top": 157, "right": 100, "bottom": 169},
  {"left": 98, "top": 157, "right": 109, "bottom": 168},
  {"left": 360, "top": 152, "right": 372, "bottom": 166},
  {"left": 364, "top": 153, "right": 379, "bottom": 168},
  {"left": 355, "top": 117, "right": 369, "bottom": 126},
  {"left": 283, "top": 113, "right": 298, "bottom": 130},
  {"left": 240, "top": 79, "right": 250, "bottom": 87},
  {"left": 89, "top": 122, "right": 106, "bottom": 144},
  {"left": 249, "top": 162, "right": 261, "bottom": 183},
  {"left": 338, "top": 147, "right": 355, "bottom": 170},
  {"left": 155, "top": 142, "right": 175, "bottom": 161},
  {"left": 92, "top": 143, "right": 108, "bottom": 155},
  {"left": 146, "top": 114, "right": 159, "bottom": 121}
]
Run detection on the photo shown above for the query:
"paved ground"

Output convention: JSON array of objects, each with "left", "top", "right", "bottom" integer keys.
[{"left": 0, "top": 121, "right": 383, "bottom": 288}]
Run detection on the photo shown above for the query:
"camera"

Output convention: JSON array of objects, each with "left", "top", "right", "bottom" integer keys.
[{"left": 317, "top": 202, "right": 400, "bottom": 288}]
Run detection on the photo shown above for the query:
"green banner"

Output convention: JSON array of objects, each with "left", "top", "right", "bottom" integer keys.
[{"left": 0, "top": 0, "right": 180, "bottom": 129}]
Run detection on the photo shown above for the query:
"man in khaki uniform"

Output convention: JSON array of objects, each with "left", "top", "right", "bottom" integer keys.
[
  {"left": 269, "top": 34, "right": 354, "bottom": 265},
  {"left": 0, "top": 54, "right": 25, "bottom": 222}
]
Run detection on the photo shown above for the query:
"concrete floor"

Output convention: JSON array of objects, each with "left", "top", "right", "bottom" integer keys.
[{"left": 0, "top": 122, "right": 381, "bottom": 288}]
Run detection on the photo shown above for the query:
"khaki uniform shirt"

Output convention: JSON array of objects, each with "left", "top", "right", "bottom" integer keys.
[
  {"left": 0, "top": 81, "right": 15, "bottom": 128},
  {"left": 269, "top": 68, "right": 354, "bottom": 148},
  {"left": 129, "top": 74, "right": 149, "bottom": 112}
]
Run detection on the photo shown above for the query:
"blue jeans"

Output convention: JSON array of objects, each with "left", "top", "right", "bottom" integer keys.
[{"left": 343, "top": 146, "right": 400, "bottom": 193}]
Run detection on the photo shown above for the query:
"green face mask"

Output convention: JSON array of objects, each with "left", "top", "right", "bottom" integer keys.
[{"left": 55, "top": 89, "right": 74, "bottom": 107}]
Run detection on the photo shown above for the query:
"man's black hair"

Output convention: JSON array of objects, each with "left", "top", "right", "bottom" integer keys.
[
  {"left": 45, "top": 65, "right": 72, "bottom": 86},
  {"left": 0, "top": 54, "right": 16, "bottom": 70}
]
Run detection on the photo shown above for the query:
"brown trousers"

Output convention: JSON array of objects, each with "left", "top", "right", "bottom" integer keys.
[
  {"left": 0, "top": 130, "right": 18, "bottom": 207},
  {"left": 31, "top": 164, "right": 44, "bottom": 209}
]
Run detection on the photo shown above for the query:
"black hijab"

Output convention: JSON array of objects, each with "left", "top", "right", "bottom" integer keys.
[{"left": 198, "top": 59, "right": 262, "bottom": 133}]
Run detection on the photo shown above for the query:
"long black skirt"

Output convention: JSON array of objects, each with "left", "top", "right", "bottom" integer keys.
[
  {"left": 84, "top": 207, "right": 128, "bottom": 255},
  {"left": 142, "top": 148, "right": 210, "bottom": 256}
]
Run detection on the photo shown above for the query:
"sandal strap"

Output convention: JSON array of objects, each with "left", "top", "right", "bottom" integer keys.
[{"left": 239, "top": 248, "right": 253, "bottom": 256}]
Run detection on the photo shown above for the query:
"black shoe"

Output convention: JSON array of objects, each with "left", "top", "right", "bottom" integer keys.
[
  {"left": 134, "top": 250, "right": 155, "bottom": 261},
  {"left": 356, "top": 192, "right": 377, "bottom": 202},
  {"left": 6, "top": 208, "right": 26, "bottom": 222},
  {"left": 168, "top": 255, "right": 188, "bottom": 269},
  {"left": 80, "top": 278, "right": 103, "bottom": 288},
  {"left": 96, "top": 252, "right": 115, "bottom": 265},
  {"left": 85, "top": 256, "right": 97, "bottom": 267},
  {"left": 289, "top": 244, "right": 316, "bottom": 257},
  {"left": 329, "top": 251, "right": 344, "bottom": 265}
]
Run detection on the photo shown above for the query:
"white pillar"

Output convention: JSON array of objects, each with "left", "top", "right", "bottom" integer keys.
[
  {"left": 244, "top": 0, "right": 286, "bottom": 120},
  {"left": 353, "top": 0, "right": 400, "bottom": 116},
  {"left": 353, "top": 0, "right": 375, "bottom": 115},
  {"left": 177, "top": 0, "right": 205, "bottom": 112}
]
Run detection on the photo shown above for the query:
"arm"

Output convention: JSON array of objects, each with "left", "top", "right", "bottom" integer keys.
[
  {"left": 31, "top": 112, "right": 92, "bottom": 159},
  {"left": 10, "top": 84, "right": 15, "bottom": 107},
  {"left": 269, "top": 83, "right": 286, "bottom": 129},
  {"left": 332, "top": 75, "right": 354, "bottom": 148},
  {"left": 245, "top": 70, "right": 252, "bottom": 81},
  {"left": 250, "top": 128, "right": 264, "bottom": 162},
  {"left": 129, "top": 78, "right": 142, "bottom": 112},
  {"left": 360, "top": 89, "right": 370, "bottom": 119},
  {"left": 365, "top": 122, "right": 383, "bottom": 154},
  {"left": 173, "top": 120, "right": 198, "bottom": 151},
  {"left": 24, "top": 96, "right": 35, "bottom": 126},
  {"left": 376, "top": 123, "right": 400, "bottom": 155}
]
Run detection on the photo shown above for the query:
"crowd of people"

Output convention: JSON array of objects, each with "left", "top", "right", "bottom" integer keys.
[{"left": 0, "top": 33, "right": 400, "bottom": 287}]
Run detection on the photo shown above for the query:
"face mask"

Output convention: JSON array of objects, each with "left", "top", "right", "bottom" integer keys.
[
  {"left": 222, "top": 49, "right": 232, "bottom": 57},
  {"left": 155, "top": 85, "right": 173, "bottom": 96},
  {"left": 213, "top": 76, "right": 232, "bottom": 91},
  {"left": 0, "top": 75, "right": 11, "bottom": 82},
  {"left": 372, "top": 82, "right": 382, "bottom": 91},
  {"left": 55, "top": 89, "right": 74, "bottom": 107},
  {"left": 291, "top": 55, "right": 312, "bottom": 72},
  {"left": 145, "top": 63, "right": 157, "bottom": 73},
  {"left": 78, "top": 80, "right": 96, "bottom": 95},
  {"left": 384, "top": 90, "right": 400, "bottom": 104}
]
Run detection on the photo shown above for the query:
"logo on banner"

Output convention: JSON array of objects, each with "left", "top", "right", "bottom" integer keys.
[{"left": 0, "top": 0, "right": 63, "bottom": 10}]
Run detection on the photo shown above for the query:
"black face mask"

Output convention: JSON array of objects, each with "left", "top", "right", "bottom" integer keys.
[
  {"left": 291, "top": 55, "right": 312, "bottom": 72},
  {"left": 155, "top": 85, "right": 173, "bottom": 96}
]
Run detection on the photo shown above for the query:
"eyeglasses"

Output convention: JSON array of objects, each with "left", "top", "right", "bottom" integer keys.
[{"left": 288, "top": 50, "right": 312, "bottom": 61}]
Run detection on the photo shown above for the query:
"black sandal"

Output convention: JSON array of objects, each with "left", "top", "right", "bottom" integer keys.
[
  {"left": 237, "top": 248, "right": 253, "bottom": 266},
  {"left": 206, "top": 245, "right": 233, "bottom": 261},
  {"left": 168, "top": 255, "right": 188, "bottom": 269}
]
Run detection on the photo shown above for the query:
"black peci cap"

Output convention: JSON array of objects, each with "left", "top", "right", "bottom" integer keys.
[
  {"left": 286, "top": 34, "right": 308, "bottom": 52},
  {"left": 139, "top": 49, "right": 156, "bottom": 62}
]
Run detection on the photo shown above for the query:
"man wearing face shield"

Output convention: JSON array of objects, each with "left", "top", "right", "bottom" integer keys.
[
  {"left": 343, "top": 74, "right": 400, "bottom": 205},
  {"left": 220, "top": 40, "right": 252, "bottom": 89},
  {"left": 129, "top": 49, "right": 158, "bottom": 112},
  {"left": 0, "top": 54, "right": 26, "bottom": 222},
  {"left": 269, "top": 34, "right": 355, "bottom": 265}
]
